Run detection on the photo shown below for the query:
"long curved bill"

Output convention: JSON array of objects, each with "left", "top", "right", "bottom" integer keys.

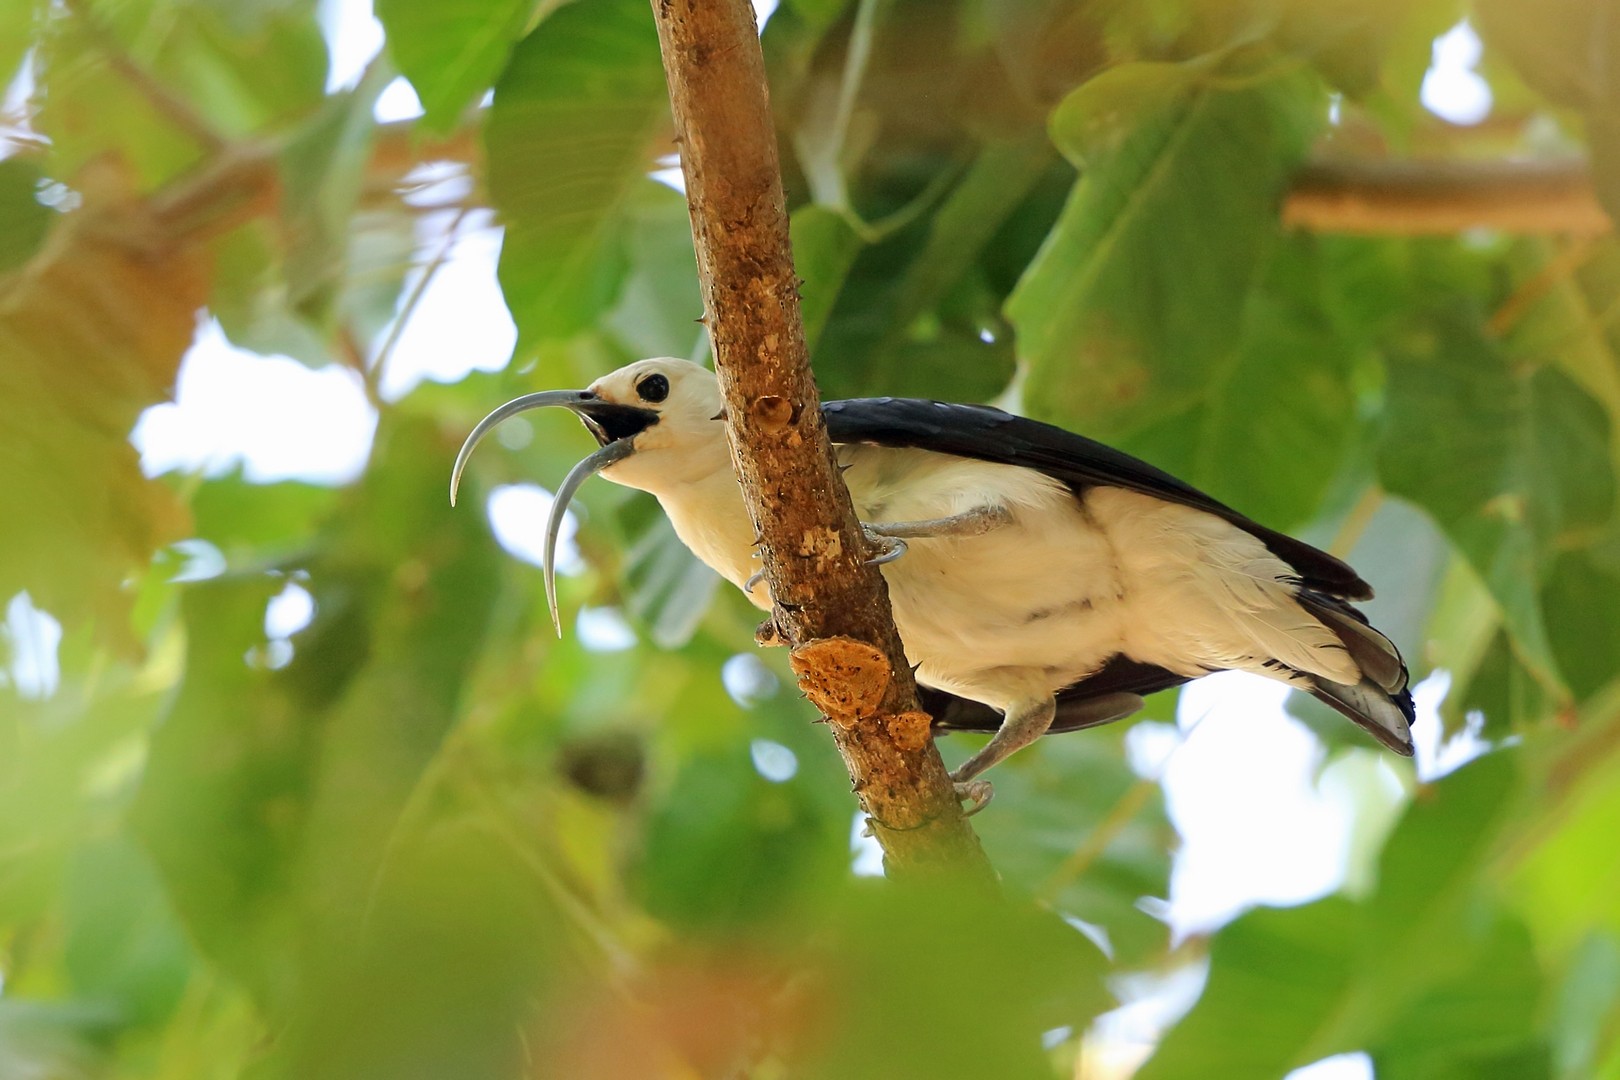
[
  {"left": 450, "top": 387, "right": 639, "bottom": 637},
  {"left": 542, "top": 438, "right": 635, "bottom": 637},
  {"left": 449, "top": 389, "right": 595, "bottom": 507}
]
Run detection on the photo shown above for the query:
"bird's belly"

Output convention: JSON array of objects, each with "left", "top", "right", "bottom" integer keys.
[{"left": 875, "top": 496, "right": 1128, "bottom": 710}]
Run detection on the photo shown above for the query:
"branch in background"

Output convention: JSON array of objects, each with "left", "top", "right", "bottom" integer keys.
[
  {"left": 1284, "top": 159, "right": 1612, "bottom": 235},
  {"left": 369, "top": 118, "right": 1615, "bottom": 237},
  {"left": 645, "top": 0, "right": 994, "bottom": 880}
]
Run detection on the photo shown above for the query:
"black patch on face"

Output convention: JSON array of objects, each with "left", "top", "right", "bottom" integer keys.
[{"left": 577, "top": 401, "right": 660, "bottom": 446}]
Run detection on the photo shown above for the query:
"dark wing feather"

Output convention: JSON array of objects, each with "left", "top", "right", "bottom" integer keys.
[
  {"left": 823, "top": 397, "right": 1371, "bottom": 600},
  {"left": 922, "top": 656, "right": 1189, "bottom": 734}
]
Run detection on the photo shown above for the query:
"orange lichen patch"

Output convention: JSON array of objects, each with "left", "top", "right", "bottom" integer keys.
[
  {"left": 789, "top": 636, "right": 889, "bottom": 725},
  {"left": 885, "top": 711, "right": 932, "bottom": 751}
]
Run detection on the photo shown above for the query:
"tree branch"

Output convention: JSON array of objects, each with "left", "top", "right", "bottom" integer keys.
[
  {"left": 366, "top": 118, "right": 1615, "bottom": 236},
  {"left": 1283, "top": 159, "right": 1612, "bottom": 235},
  {"left": 646, "top": 0, "right": 993, "bottom": 880}
]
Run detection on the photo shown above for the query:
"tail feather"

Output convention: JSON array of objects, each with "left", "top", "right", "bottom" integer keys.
[
  {"left": 1294, "top": 589, "right": 1415, "bottom": 755},
  {"left": 1307, "top": 675, "right": 1416, "bottom": 755}
]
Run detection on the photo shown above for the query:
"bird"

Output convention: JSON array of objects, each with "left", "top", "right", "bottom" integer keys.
[{"left": 451, "top": 357, "right": 1414, "bottom": 809}]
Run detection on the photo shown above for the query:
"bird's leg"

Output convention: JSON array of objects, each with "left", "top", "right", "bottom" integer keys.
[
  {"left": 862, "top": 504, "right": 1012, "bottom": 565},
  {"left": 949, "top": 696, "right": 1057, "bottom": 813}
]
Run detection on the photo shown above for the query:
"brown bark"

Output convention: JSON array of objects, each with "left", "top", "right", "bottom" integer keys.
[{"left": 646, "top": 0, "right": 993, "bottom": 880}]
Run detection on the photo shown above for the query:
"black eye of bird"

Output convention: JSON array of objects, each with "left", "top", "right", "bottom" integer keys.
[{"left": 636, "top": 374, "right": 670, "bottom": 403}]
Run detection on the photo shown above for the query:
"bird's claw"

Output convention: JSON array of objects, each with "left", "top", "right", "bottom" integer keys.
[
  {"left": 952, "top": 778, "right": 994, "bottom": 816},
  {"left": 862, "top": 527, "right": 908, "bottom": 566}
]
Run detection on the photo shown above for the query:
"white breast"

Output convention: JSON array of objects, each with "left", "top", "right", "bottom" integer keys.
[{"left": 651, "top": 444, "right": 1353, "bottom": 714}]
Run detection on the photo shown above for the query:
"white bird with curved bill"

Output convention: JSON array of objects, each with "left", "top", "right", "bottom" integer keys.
[{"left": 452, "top": 358, "right": 1414, "bottom": 812}]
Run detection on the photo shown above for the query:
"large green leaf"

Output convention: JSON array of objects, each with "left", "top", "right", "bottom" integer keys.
[
  {"left": 1008, "top": 55, "right": 1320, "bottom": 440},
  {"left": 487, "top": 0, "right": 668, "bottom": 352},
  {"left": 376, "top": 0, "right": 540, "bottom": 133},
  {"left": 968, "top": 730, "right": 1174, "bottom": 967},
  {"left": 1138, "top": 898, "right": 1364, "bottom": 1080},
  {"left": 134, "top": 417, "right": 503, "bottom": 1010},
  {"left": 1140, "top": 753, "right": 1525, "bottom": 1079},
  {"left": 1378, "top": 317, "right": 1615, "bottom": 692},
  {"left": 1119, "top": 238, "right": 1357, "bottom": 531}
]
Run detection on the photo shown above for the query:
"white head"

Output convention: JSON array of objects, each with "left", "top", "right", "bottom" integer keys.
[
  {"left": 449, "top": 357, "right": 730, "bottom": 635},
  {"left": 580, "top": 357, "right": 729, "bottom": 493}
]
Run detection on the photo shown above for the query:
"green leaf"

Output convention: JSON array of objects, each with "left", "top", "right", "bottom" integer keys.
[
  {"left": 1378, "top": 318, "right": 1615, "bottom": 693},
  {"left": 601, "top": 183, "right": 703, "bottom": 360},
  {"left": 487, "top": 0, "right": 668, "bottom": 352},
  {"left": 1008, "top": 56, "right": 1320, "bottom": 440},
  {"left": 634, "top": 745, "right": 849, "bottom": 933},
  {"left": 376, "top": 0, "right": 540, "bottom": 133},
  {"left": 135, "top": 417, "right": 504, "bottom": 1010},
  {"left": 1119, "top": 238, "right": 1356, "bottom": 530},
  {"left": 279, "top": 65, "right": 388, "bottom": 320},
  {"left": 64, "top": 835, "right": 193, "bottom": 1029},
  {"left": 790, "top": 205, "right": 863, "bottom": 353},
  {"left": 1137, "top": 898, "right": 1364, "bottom": 1080},
  {"left": 801, "top": 882, "right": 1112, "bottom": 1079},
  {"left": 1371, "top": 911, "right": 1551, "bottom": 1080},
  {"left": 0, "top": 159, "right": 52, "bottom": 275},
  {"left": 967, "top": 730, "right": 1173, "bottom": 966}
]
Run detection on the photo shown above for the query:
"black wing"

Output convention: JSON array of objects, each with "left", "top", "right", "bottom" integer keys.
[
  {"left": 921, "top": 656, "right": 1189, "bottom": 735},
  {"left": 823, "top": 397, "right": 1370, "bottom": 600}
]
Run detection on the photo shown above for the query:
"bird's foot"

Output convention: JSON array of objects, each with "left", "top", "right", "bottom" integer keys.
[
  {"left": 862, "top": 526, "right": 908, "bottom": 566},
  {"left": 952, "top": 777, "right": 994, "bottom": 816}
]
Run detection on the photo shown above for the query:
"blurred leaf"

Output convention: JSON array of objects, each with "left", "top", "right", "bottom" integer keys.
[
  {"left": 967, "top": 730, "right": 1174, "bottom": 966},
  {"left": 1371, "top": 910, "right": 1550, "bottom": 1080},
  {"left": 0, "top": 168, "right": 204, "bottom": 643},
  {"left": 64, "top": 835, "right": 193, "bottom": 1029},
  {"left": 797, "top": 882, "right": 1112, "bottom": 1079},
  {"left": 1549, "top": 932, "right": 1620, "bottom": 1080},
  {"left": 1009, "top": 55, "right": 1320, "bottom": 440},
  {"left": 189, "top": 473, "right": 341, "bottom": 566},
  {"left": 1378, "top": 317, "right": 1615, "bottom": 693},
  {"left": 1510, "top": 750, "right": 1620, "bottom": 956},
  {"left": 375, "top": 0, "right": 541, "bottom": 133},
  {"left": 1138, "top": 898, "right": 1364, "bottom": 1080},
  {"left": 1142, "top": 753, "right": 1524, "bottom": 1079},
  {"left": 0, "top": 159, "right": 53, "bottom": 275},
  {"left": 488, "top": 0, "right": 668, "bottom": 351},
  {"left": 131, "top": 572, "right": 304, "bottom": 1006},
  {"left": 790, "top": 204, "right": 863, "bottom": 353},
  {"left": 1120, "top": 238, "right": 1356, "bottom": 530},
  {"left": 267, "top": 822, "right": 558, "bottom": 1080},
  {"left": 618, "top": 510, "right": 720, "bottom": 650},
  {"left": 136, "top": 417, "right": 503, "bottom": 1010},
  {"left": 0, "top": 1001, "right": 117, "bottom": 1080},
  {"left": 40, "top": 1, "right": 326, "bottom": 190},
  {"left": 601, "top": 182, "right": 703, "bottom": 360},
  {"left": 635, "top": 744, "right": 849, "bottom": 933},
  {"left": 280, "top": 64, "right": 388, "bottom": 320},
  {"left": 816, "top": 132, "right": 1052, "bottom": 400},
  {"left": 0, "top": 0, "right": 37, "bottom": 93}
]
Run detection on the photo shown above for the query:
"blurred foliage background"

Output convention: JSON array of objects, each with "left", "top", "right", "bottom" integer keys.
[{"left": 1, "top": 0, "right": 1619, "bottom": 1076}]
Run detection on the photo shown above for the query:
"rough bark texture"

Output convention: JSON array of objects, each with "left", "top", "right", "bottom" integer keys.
[{"left": 647, "top": 0, "right": 993, "bottom": 880}]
